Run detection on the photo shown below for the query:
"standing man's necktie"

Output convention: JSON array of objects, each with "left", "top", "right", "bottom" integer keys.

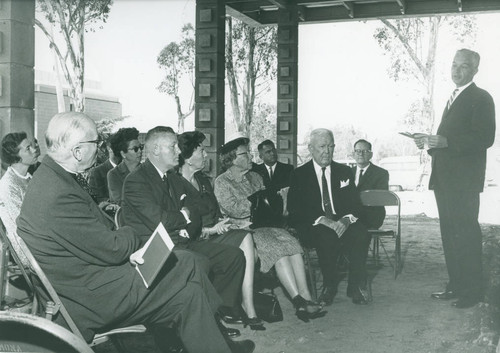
[
  {"left": 73, "top": 173, "right": 98, "bottom": 204},
  {"left": 321, "top": 167, "right": 334, "bottom": 218},
  {"left": 447, "top": 89, "right": 459, "bottom": 110},
  {"left": 268, "top": 166, "right": 273, "bottom": 180}
]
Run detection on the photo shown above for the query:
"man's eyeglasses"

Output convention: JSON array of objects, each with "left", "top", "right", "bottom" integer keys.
[
  {"left": 79, "top": 139, "right": 104, "bottom": 148},
  {"left": 354, "top": 149, "right": 372, "bottom": 155},
  {"left": 128, "top": 144, "right": 144, "bottom": 153}
]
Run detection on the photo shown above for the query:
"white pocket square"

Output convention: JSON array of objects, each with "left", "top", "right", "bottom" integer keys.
[{"left": 340, "top": 179, "right": 350, "bottom": 188}]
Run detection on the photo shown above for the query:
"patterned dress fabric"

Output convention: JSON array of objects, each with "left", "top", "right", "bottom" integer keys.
[
  {"left": 215, "top": 169, "right": 302, "bottom": 273},
  {"left": 0, "top": 167, "right": 31, "bottom": 266}
]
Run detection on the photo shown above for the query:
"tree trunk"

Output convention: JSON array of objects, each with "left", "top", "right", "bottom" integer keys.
[
  {"left": 225, "top": 17, "right": 243, "bottom": 132},
  {"left": 242, "top": 26, "right": 256, "bottom": 134}
]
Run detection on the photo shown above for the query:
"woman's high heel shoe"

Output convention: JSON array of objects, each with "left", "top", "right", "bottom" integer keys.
[
  {"left": 243, "top": 317, "right": 266, "bottom": 331},
  {"left": 293, "top": 295, "right": 326, "bottom": 323}
]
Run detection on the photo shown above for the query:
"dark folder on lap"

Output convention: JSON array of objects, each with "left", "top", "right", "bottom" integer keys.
[{"left": 134, "top": 223, "right": 175, "bottom": 288}]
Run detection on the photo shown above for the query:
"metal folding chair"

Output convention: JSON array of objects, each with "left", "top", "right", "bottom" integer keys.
[
  {"left": 359, "top": 190, "right": 402, "bottom": 279},
  {"left": 0, "top": 220, "right": 146, "bottom": 350}
]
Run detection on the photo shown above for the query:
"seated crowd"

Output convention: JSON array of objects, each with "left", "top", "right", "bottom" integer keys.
[{"left": 0, "top": 112, "right": 390, "bottom": 353}]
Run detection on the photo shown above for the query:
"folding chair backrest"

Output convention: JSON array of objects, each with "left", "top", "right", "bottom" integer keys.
[
  {"left": 359, "top": 190, "right": 400, "bottom": 208},
  {"left": 14, "top": 235, "right": 85, "bottom": 341}
]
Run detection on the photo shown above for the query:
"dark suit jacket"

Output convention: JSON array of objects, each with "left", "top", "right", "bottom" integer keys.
[
  {"left": 89, "top": 159, "right": 114, "bottom": 202},
  {"left": 252, "top": 161, "right": 294, "bottom": 191},
  {"left": 288, "top": 160, "right": 364, "bottom": 233},
  {"left": 16, "top": 156, "right": 142, "bottom": 341},
  {"left": 107, "top": 161, "right": 131, "bottom": 204},
  {"left": 121, "top": 159, "right": 201, "bottom": 243},
  {"left": 429, "top": 83, "right": 495, "bottom": 192},
  {"left": 353, "top": 163, "right": 389, "bottom": 229},
  {"left": 252, "top": 161, "right": 294, "bottom": 217}
]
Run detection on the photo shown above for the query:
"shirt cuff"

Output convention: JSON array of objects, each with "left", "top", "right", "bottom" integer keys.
[
  {"left": 343, "top": 214, "right": 358, "bottom": 224},
  {"left": 180, "top": 209, "right": 191, "bottom": 224}
]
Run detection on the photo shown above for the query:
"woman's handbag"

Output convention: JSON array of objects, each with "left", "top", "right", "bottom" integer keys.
[
  {"left": 247, "top": 190, "right": 284, "bottom": 228},
  {"left": 254, "top": 290, "right": 283, "bottom": 323}
]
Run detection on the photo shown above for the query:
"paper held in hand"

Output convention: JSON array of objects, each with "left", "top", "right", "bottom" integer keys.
[
  {"left": 399, "top": 132, "right": 429, "bottom": 139},
  {"left": 133, "top": 223, "right": 175, "bottom": 288}
]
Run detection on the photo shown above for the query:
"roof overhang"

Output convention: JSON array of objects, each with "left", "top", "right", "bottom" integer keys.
[{"left": 225, "top": 0, "right": 500, "bottom": 26}]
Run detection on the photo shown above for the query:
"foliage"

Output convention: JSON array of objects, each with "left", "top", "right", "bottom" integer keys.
[
  {"left": 157, "top": 24, "right": 195, "bottom": 132},
  {"left": 248, "top": 102, "right": 277, "bottom": 153},
  {"left": 226, "top": 17, "right": 277, "bottom": 134},
  {"left": 35, "top": 0, "right": 113, "bottom": 112},
  {"left": 373, "top": 16, "right": 477, "bottom": 133}
]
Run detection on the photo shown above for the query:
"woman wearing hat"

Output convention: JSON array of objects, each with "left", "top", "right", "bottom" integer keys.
[
  {"left": 214, "top": 135, "right": 324, "bottom": 322},
  {"left": 177, "top": 131, "right": 265, "bottom": 330}
]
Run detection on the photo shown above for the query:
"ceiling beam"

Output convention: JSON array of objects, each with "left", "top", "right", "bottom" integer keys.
[
  {"left": 249, "top": 0, "right": 500, "bottom": 25},
  {"left": 297, "top": 5, "right": 307, "bottom": 21},
  {"left": 268, "top": 0, "right": 288, "bottom": 9},
  {"left": 395, "top": 0, "right": 406, "bottom": 14},
  {"left": 342, "top": 2, "right": 354, "bottom": 18},
  {"left": 225, "top": 4, "right": 265, "bottom": 27}
]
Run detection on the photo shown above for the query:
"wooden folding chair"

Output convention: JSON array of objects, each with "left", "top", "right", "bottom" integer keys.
[
  {"left": 0, "top": 220, "right": 146, "bottom": 351},
  {"left": 359, "top": 190, "right": 402, "bottom": 279}
]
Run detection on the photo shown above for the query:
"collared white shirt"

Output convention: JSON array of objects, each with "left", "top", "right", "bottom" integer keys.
[
  {"left": 150, "top": 160, "right": 190, "bottom": 224},
  {"left": 109, "top": 159, "right": 118, "bottom": 168},
  {"left": 355, "top": 163, "right": 371, "bottom": 186},
  {"left": 266, "top": 163, "right": 276, "bottom": 179},
  {"left": 312, "top": 159, "right": 336, "bottom": 214},
  {"left": 451, "top": 81, "right": 473, "bottom": 105}
]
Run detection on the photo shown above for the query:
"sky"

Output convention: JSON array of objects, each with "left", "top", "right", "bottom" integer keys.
[{"left": 35, "top": 1, "right": 500, "bottom": 145}]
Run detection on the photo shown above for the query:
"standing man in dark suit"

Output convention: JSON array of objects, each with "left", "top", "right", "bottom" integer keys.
[
  {"left": 352, "top": 139, "right": 389, "bottom": 230},
  {"left": 415, "top": 49, "right": 495, "bottom": 309},
  {"left": 288, "top": 129, "right": 371, "bottom": 306},
  {"left": 122, "top": 126, "right": 246, "bottom": 327},
  {"left": 16, "top": 112, "right": 254, "bottom": 353},
  {"left": 252, "top": 139, "right": 294, "bottom": 221}
]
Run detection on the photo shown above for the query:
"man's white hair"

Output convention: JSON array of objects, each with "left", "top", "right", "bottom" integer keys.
[
  {"left": 309, "top": 128, "right": 334, "bottom": 145},
  {"left": 45, "top": 112, "right": 95, "bottom": 160}
]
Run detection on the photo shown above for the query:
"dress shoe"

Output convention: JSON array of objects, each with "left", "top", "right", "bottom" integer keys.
[
  {"left": 227, "top": 339, "right": 256, "bottom": 353},
  {"left": 318, "top": 286, "right": 337, "bottom": 306},
  {"left": 351, "top": 287, "right": 370, "bottom": 305},
  {"left": 219, "top": 313, "right": 244, "bottom": 325},
  {"left": 451, "top": 297, "right": 480, "bottom": 309},
  {"left": 292, "top": 295, "right": 327, "bottom": 322},
  {"left": 217, "top": 318, "right": 241, "bottom": 338},
  {"left": 243, "top": 317, "right": 265, "bottom": 331},
  {"left": 430, "top": 290, "right": 457, "bottom": 300}
]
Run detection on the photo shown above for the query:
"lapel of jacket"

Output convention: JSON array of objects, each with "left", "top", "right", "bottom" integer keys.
[
  {"left": 442, "top": 83, "right": 476, "bottom": 118},
  {"left": 357, "top": 164, "right": 372, "bottom": 190},
  {"left": 329, "top": 162, "right": 341, "bottom": 211},
  {"left": 143, "top": 159, "right": 177, "bottom": 207},
  {"left": 305, "top": 161, "right": 322, "bottom": 205}
]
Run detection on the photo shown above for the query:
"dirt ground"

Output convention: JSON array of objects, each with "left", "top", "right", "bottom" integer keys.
[{"left": 96, "top": 215, "right": 500, "bottom": 353}]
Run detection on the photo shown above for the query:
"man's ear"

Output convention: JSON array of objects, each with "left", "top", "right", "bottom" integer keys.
[
  {"left": 152, "top": 144, "right": 160, "bottom": 156},
  {"left": 72, "top": 146, "right": 83, "bottom": 162}
]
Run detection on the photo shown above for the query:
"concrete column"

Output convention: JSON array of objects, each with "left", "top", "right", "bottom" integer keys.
[
  {"left": 195, "top": 0, "right": 225, "bottom": 177},
  {"left": 276, "top": 4, "right": 298, "bottom": 166},
  {"left": 0, "top": 0, "right": 35, "bottom": 139}
]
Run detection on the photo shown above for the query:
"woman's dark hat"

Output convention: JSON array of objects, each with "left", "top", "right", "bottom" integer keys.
[{"left": 219, "top": 136, "right": 249, "bottom": 155}]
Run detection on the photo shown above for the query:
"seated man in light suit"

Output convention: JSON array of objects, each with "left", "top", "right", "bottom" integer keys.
[
  {"left": 288, "top": 128, "right": 371, "bottom": 306},
  {"left": 16, "top": 112, "right": 254, "bottom": 353},
  {"left": 352, "top": 139, "right": 389, "bottom": 230},
  {"left": 121, "top": 126, "right": 246, "bottom": 329}
]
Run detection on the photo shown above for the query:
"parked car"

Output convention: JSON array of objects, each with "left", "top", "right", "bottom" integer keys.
[{"left": 379, "top": 155, "right": 428, "bottom": 191}]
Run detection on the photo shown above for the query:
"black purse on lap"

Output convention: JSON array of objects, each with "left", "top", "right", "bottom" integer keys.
[{"left": 247, "top": 190, "right": 284, "bottom": 228}]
